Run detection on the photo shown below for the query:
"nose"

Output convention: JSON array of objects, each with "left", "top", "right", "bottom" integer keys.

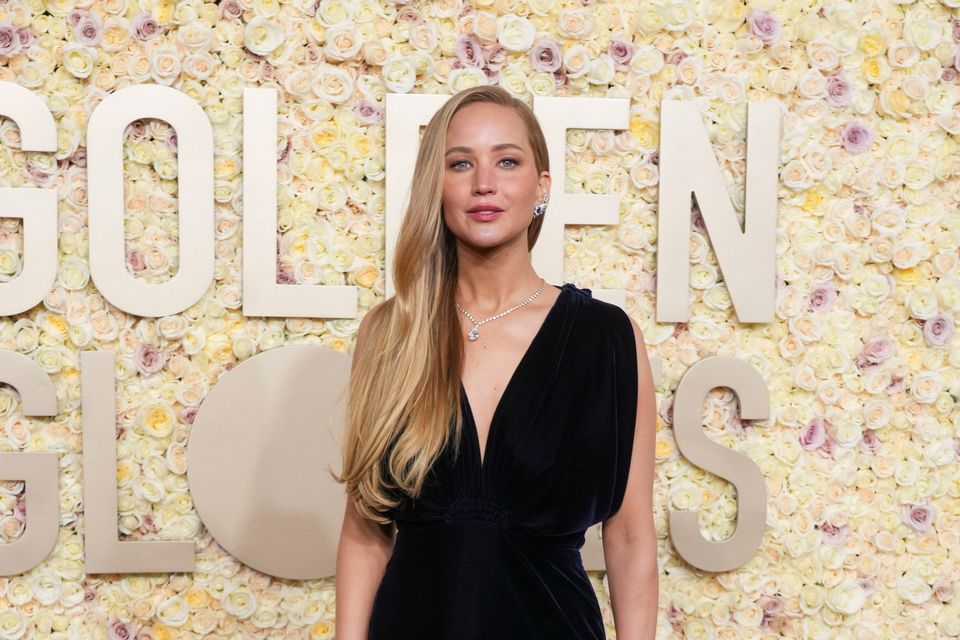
[{"left": 472, "top": 160, "right": 496, "bottom": 195}]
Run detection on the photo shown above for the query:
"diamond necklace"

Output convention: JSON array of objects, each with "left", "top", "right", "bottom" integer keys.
[{"left": 455, "top": 278, "right": 546, "bottom": 341}]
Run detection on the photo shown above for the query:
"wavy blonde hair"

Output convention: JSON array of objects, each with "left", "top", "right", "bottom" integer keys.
[{"left": 332, "top": 85, "right": 550, "bottom": 523}]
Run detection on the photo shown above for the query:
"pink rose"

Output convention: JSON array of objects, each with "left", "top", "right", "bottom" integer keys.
[
  {"left": 135, "top": 344, "right": 166, "bottom": 376},
  {"left": 352, "top": 98, "right": 384, "bottom": 125},
  {"left": 922, "top": 313, "right": 953, "bottom": 348},
  {"left": 480, "top": 42, "right": 506, "bottom": 69},
  {"left": 219, "top": 0, "right": 243, "bottom": 20},
  {"left": 16, "top": 27, "right": 36, "bottom": 50},
  {"left": 807, "top": 285, "right": 836, "bottom": 312},
  {"left": 108, "top": 621, "right": 138, "bottom": 640},
  {"left": 855, "top": 336, "right": 895, "bottom": 370},
  {"left": 799, "top": 417, "right": 827, "bottom": 450},
  {"left": 747, "top": 10, "right": 782, "bottom": 45},
  {"left": 126, "top": 249, "right": 146, "bottom": 273},
  {"left": 933, "top": 577, "right": 954, "bottom": 602},
  {"left": 0, "top": 24, "right": 20, "bottom": 57},
  {"left": 607, "top": 38, "right": 634, "bottom": 65},
  {"left": 72, "top": 11, "right": 103, "bottom": 46},
  {"left": 139, "top": 514, "right": 157, "bottom": 534},
  {"left": 825, "top": 73, "right": 852, "bottom": 107},
  {"left": 666, "top": 50, "right": 687, "bottom": 65},
  {"left": 842, "top": 120, "right": 873, "bottom": 153},
  {"left": 818, "top": 521, "right": 850, "bottom": 546},
  {"left": 529, "top": 37, "right": 561, "bottom": 73},
  {"left": 902, "top": 502, "right": 935, "bottom": 532},
  {"left": 860, "top": 428, "right": 880, "bottom": 455},
  {"left": 126, "top": 119, "right": 147, "bottom": 140},
  {"left": 130, "top": 12, "right": 160, "bottom": 42},
  {"left": 455, "top": 34, "right": 485, "bottom": 68}
]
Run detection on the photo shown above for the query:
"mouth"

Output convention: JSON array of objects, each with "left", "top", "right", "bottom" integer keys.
[{"left": 467, "top": 208, "right": 503, "bottom": 221}]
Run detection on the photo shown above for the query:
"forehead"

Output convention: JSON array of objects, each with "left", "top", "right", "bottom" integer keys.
[{"left": 445, "top": 102, "right": 528, "bottom": 148}]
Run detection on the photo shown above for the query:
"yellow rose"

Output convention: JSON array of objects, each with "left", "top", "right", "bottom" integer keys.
[
  {"left": 860, "top": 31, "right": 885, "bottom": 56},
  {"left": 861, "top": 57, "right": 889, "bottom": 84},
  {"left": 153, "top": 0, "right": 175, "bottom": 23},
  {"left": 138, "top": 403, "right": 175, "bottom": 438}
]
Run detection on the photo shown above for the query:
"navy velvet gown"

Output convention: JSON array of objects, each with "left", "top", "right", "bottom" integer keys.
[{"left": 367, "top": 282, "right": 639, "bottom": 639}]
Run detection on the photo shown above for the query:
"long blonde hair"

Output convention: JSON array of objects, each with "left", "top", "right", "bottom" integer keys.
[{"left": 333, "top": 85, "right": 550, "bottom": 523}]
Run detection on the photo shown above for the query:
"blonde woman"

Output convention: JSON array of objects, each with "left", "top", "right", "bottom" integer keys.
[{"left": 334, "top": 85, "right": 658, "bottom": 639}]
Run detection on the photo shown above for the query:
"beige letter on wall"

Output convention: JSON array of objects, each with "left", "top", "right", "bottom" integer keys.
[
  {"left": 657, "top": 100, "right": 781, "bottom": 323},
  {"left": 0, "top": 82, "right": 58, "bottom": 316},
  {"left": 0, "top": 351, "right": 59, "bottom": 576},
  {"left": 87, "top": 85, "right": 214, "bottom": 317},
  {"left": 242, "top": 88, "right": 357, "bottom": 318},
  {"left": 669, "top": 356, "right": 767, "bottom": 572},
  {"left": 186, "top": 345, "right": 349, "bottom": 579},
  {"left": 533, "top": 97, "right": 630, "bottom": 308},
  {"left": 81, "top": 351, "right": 195, "bottom": 573}
]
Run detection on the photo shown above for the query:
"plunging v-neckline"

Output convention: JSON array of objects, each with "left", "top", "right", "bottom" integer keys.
[{"left": 460, "top": 284, "right": 567, "bottom": 473}]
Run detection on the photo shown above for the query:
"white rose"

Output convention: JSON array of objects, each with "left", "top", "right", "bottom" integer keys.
[
  {"left": 904, "top": 287, "right": 937, "bottom": 319},
  {"left": 585, "top": 57, "right": 615, "bottom": 85},
  {"left": 381, "top": 56, "right": 416, "bottom": 93},
  {"left": 222, "top": 584, "right": 258, "bottom": 619},
  {"left": 894, "top": 458, "right": 920, "bottom": 486},
  {"left": 898, "top": 574, "right": 932, "bottom": 604},
  {"left": 325, "top": 22, "right": 363, "bottom": 61},
  {"left": 911, "top": 371, "right": 944, "bottom": 404},
  {"left": 496, "top": 15, "right": 535, "bottom": 52},
  {"left": 61, "top": 44, "right": 96, "bottom": 79},
  {"left": 904, "top": 18, "right": 940, "bottom": 51},
  {"left": 244, "top": 17, "right": 284, "bottom": 56},
  {"left": 557, "top": 7, "right": 594, "bottom": 39},
  {"left": 937, "top": 604, "right": 960, "bottom": 636},
  {"left": 827, "top": 581, "right": 865, "bottom": 615},
  {"left": 312, "top": 64, "right": 355, "bottom": 104},
  {"left": 156, "top": 594, "right": 189, "bottom": 627},
  {"left": 631, "top": 44, "right": 664, "bottom": 75},
  {"left": 562, "top": 44, "right": 591, "bottom": 78}
]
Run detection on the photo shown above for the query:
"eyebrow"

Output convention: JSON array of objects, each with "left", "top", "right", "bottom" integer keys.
[{"left": 444, "top": 143, "right": 525, "bottom": 156}]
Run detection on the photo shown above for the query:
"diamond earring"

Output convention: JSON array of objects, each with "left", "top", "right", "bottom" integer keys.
[{"left": 533, "top": 192, "right": 550, "bottom": 217}]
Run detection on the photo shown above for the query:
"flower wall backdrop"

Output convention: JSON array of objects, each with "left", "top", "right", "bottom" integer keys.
[{"left": 0, "top": 0, "right": 959, "bottom": 637}]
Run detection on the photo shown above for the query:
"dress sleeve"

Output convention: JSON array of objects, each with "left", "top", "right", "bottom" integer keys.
[{"left": 607, "top": 305, "right": 639, "bottom": 519}]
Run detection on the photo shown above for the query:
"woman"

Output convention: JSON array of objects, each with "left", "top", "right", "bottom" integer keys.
[{"left": 333, "top": 85, "right": 658, "bottom": 639}]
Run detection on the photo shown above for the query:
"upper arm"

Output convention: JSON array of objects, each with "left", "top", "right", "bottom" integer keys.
[
  {"left": 602, "top": 315, "right": 657, "bottom": 545},
  {"left": 341, "top": 496, "right": 395, "bottom": 547}
]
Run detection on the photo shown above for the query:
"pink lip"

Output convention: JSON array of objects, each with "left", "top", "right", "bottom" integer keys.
[{"left": 468, "top": 209, "right": 502, "bottom": 222}]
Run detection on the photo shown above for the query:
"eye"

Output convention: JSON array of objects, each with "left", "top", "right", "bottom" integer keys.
[{"left": 448, "top": 157, "right": 520, "bottom": 170}]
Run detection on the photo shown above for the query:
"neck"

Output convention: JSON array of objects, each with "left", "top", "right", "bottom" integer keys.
[{"left": 455, "top": 266, "right": 543, "bottom": 315}]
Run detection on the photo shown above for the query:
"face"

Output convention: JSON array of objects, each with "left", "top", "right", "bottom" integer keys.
[{"left": 442, "top": 102, "right": 549, "bottom": 251}]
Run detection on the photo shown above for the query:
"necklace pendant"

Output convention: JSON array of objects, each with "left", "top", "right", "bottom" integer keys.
[{"left": 467, "top": 326, "right": 479, "bottom": 341}]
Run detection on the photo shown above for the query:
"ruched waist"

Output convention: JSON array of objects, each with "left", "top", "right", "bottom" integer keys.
[{"left": 395, "top": 515, "right": 586, "bottom": 551}]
